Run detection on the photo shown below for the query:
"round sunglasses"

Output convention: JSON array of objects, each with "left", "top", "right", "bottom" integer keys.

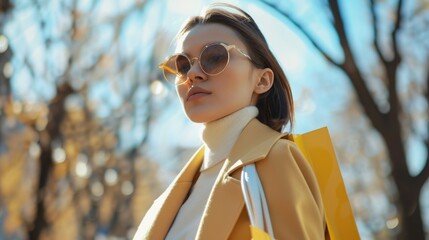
[{"left": 158, "top": 42, "right": 252, "bottom": 85}]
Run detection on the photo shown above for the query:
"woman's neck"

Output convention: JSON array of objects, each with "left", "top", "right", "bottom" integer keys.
[{"left": 200, "top": 106, "right": 258, "bottom": 171}]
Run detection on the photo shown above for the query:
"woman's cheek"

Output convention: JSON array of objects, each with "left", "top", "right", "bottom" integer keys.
[{"left": 176, "top": 86, "right": 187, "bottom": 103}]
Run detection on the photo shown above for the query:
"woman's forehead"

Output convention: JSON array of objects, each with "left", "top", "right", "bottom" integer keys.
[{"left": 175, "top": 23, "right": 245, "bottom": 54}]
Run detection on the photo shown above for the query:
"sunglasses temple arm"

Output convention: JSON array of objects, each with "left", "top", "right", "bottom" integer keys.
[
  {"left": 159, "top": 64, "right": 177, "bottom": 74},
  {"left": 236, "top": 48, "right": 251, "bottom": 60}
]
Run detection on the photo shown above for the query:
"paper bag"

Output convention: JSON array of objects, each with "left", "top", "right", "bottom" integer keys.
[{"left": 288, "top": 127, "right": 360, "bottom": 240}]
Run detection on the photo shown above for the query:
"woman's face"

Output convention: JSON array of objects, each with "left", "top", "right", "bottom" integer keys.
[{"left": 175, "top": 23, "right": 262, "bottom": 123}]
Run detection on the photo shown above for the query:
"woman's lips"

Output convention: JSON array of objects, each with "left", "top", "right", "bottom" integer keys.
[{"left": 186, "top": 86, "right": 211, "bottom": 101}]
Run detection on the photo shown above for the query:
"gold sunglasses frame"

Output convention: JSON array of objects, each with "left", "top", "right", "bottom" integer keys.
[{"left": 159, "top": 42, "right": 252, "bottom": 85}]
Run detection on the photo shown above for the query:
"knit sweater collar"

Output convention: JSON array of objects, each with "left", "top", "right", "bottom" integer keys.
[{"left": 200, "top": 106, "right": 258, "bottom": 171}]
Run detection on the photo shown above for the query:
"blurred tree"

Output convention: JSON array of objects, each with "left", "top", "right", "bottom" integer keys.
[
  {"left": 260, "top": 0, "right": 428, "bottom": 239},
  {"left": 0, "top": 0, "right": 13, "bottom": 139},
  {"left": 0, "top": 0, "right": 165, "bottom": 239},
  {"left": 0, "top": 0, "right": 13, "bottom": 14}
]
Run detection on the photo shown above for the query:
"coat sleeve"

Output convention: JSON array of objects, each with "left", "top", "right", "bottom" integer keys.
[{"left": 255, "top": 139, "right": 326, "bottom": 240}]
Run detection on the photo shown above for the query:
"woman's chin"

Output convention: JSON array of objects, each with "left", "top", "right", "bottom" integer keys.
[
  {"left": 186, "top": 115, "right": 211, "bottom": 123},
  {"left": 185, "top": 111, "right": 220, "bottom": 123}
]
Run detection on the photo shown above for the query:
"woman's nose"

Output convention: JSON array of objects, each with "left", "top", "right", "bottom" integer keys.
[{"left": 187, "top": 58, "right": 207, "bottom": 82}]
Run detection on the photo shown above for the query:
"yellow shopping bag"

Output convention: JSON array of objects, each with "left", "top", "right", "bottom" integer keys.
[
  {"left": 288, "top": 127, "right": 360, "bottom": 240},
  {"left": 250, "top": 226, "right": 272, "bottom": 240}
]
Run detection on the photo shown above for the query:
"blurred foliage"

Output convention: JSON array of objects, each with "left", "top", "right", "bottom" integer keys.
[
  {"left": 0, "top": 0, "right": 166, "bottom": 239},
  {"left": 0, "top": 0, "right": 428, "bottom": 239}
]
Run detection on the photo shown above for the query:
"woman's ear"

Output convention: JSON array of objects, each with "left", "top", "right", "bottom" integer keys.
[{"left": 254, "top": 68, "right": 274, "bottom": 94}]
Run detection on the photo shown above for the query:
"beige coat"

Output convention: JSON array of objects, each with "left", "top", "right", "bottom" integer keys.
[{"left": 134, "top": 119, "right": 326, "bottom": 240}]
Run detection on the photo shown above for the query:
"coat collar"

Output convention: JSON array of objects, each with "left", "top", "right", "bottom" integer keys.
[
  {"left": 196, "top": 119, "right": 287, "bottom": 239},
  {"left": 134, "top": 146, "right": 205, "bottom": 240},
  {"left": 224, "top": 119, "right": 288, "bottom": 175},
  {"left": 139, "top": 119, "right": 287, "bottom": 239}
]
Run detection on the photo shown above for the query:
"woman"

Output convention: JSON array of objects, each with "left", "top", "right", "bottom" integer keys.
[{"left": 134, "top": 3, "right": 326, "bottom": 240}]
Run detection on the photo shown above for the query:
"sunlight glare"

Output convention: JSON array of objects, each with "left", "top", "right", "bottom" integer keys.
[
  {"left": 29, "top": 142, "right": 41, "bottom": 158},
  {"left": 165, "top": 0, "right": 203, "bottom": 16},
  {"left": 3, "top": 62, "right": 14, "bottom": 78},
  {"left": 386, "top": 217, "right": 399, "bottom": 229},
  {"left": 121, "top": 181, "right": 134, "bottom": 196},
  {"left": 91, "top": 181, "right": 104, "bottom": 197},
  {"left": 0, "top": 35, "right": 8, "bottom": 53},
  {"left": 53, "top": 147, "right": 66, "bottom": 163},
  {"left": 105, "top": 168, "right": 119, "bottom": 186},
  {"left": 247, "top": 3, "right": 307, "bottom": 73},
  {"left": 150, "top": 80, "right": 167, "bottom": 97},
  {"left": 76, "top": 154, "right": 92, "bottom": 178}
]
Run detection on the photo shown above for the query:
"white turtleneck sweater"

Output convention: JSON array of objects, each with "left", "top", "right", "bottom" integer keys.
[{"left": 165, "top": 106, "right": 259, "bottom": 240}]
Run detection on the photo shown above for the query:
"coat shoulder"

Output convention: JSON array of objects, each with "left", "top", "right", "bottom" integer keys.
[
  {"left": 264, "top": 137, "right": 305, "bottom": 165},
  {"left": 254, "top": 135, "right": 326, "bottom": 240},
  {"left": 258, "top": 136, "right": 323, "bottom": 207}
]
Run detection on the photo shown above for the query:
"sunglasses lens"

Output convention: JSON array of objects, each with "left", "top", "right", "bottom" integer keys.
[
  {"left": 200, "top": 44, "right": 228, "bottom": 75},
  {"left": 175, "top": 55, "right": 191, "bottom": 76},
  {"left": 162, "top": 54, "right": 190, "bottom": 84},
  {"left": 160, "top": 44, "right": 233, "bottom": 84}
]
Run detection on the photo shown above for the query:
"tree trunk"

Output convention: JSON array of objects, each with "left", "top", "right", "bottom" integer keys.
[
  {"left": 28, "top": 144, "right": 53, "bottom": 240},
  {"left": 386, "top": 139, "right": 425, "bottom": 240},
  {"left": 28, "top": 83, "right": 74, "bottom": 240},
  {"left": 400, "top": 195, "right": 424, "bottom": 240}
]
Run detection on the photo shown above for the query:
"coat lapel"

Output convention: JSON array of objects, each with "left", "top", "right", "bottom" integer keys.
[
  {"left": 225, "top": 119, "right": 288, "bottom": 175},
  {"left": 137, "top": 119, "right": 288, "bottom": 240},
  {"left": 136, "top": 146, "right": 204, "bottom": 239},
  {"left": 195, "top": 160, "right": 244, "bottom": 240},
  {"left": 196, "top": 119, "right": 287, "bottom": 239}
]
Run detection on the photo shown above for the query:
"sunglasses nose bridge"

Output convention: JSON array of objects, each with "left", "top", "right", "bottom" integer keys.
[
  {"left": 189, "top": 57, "right": 199, "bottom": 65},
  {"left": 186, "top": 56, "right": 207, "bottom": 82},
  {"left": 188, "top": 56, "right": 205, "bottom": 74}
]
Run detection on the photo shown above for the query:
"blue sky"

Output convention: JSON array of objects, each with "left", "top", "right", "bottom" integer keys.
[{"left": 3, "top": 0, "right": 428, "bottom": 236}]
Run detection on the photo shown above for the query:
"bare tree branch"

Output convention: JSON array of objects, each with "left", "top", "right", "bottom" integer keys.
[
  {"left": 259, "top": 0, "right": 427, "bottom": 238},
  {"left": 327, "top": 0, "right": 352, "bottom": 64},
  {"left": 416, "top": 146, "right": 429, "bottom": 189},
  {"left": 260, "top": 0, "right": 340, "bottom": 67},
  {"left": 385, "top": 0, "right": 403, "bottom": 126},
  {"left": 416, "top": 61, "right": 429, "bottom": 189},
  {"left": 391, "top": 0, "right": 403, "bottom": 66},
  {"left": 327, "top": 0, "right": 388, "bottom": 135},
  {"left": 0, "top": 0, "right": 13, "bottom": 14},
  {"left": 369, "top": 0, "right": 389, "bottom": 70},
  {"left": 424, "top": 57, "right": 428, "bottom": 107},
  {"left": 260, "top": 0, "right": 388, "bottom": 135}
]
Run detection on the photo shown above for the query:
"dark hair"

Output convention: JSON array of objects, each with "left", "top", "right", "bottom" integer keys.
[{"left": 177, "top": 3, "right": 294, "bottom": 133}]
